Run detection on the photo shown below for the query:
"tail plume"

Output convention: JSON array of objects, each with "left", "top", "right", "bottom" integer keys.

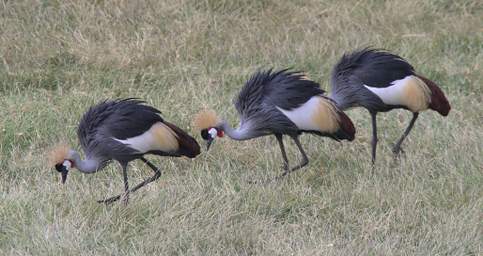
[
  {"left": 335, "top": 110, "right": 355, "bottom": 141},
  {"left": 164, "top": 122, "right": 201, "bottom": 158},
  {"left": 416, "top": 75, "right": 451, "bottom": 116}
]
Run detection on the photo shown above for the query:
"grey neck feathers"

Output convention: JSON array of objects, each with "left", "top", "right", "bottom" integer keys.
[
  {"left": 329, "top": 91, "right": 349, "bottom": 110},
  {"left": 220, "top": 121, "right": 255, "bottom": 141},
  {"left": 69, "top": 150, "right": 102, "bottom": 174}
]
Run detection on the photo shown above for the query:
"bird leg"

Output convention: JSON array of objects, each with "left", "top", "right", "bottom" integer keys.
[
  {"left": 370, "top": 112, "right": 378, "bottom": 165},
  {"left": 122, "top": 163, "right": 129, "bottom": 205},
  {"left": 248, "top": 134, "right": 289, "bottom": 184},
  {"left": 275, "top": 134, "right": 289, "bottom": 172},
  {"left": 98, "top": 157, "right": 162, "bottom": 204},
  {"left": 392, "top": 112, "right": 419, "bottom": 156},
  {"left": 290, "top": 136, "right": 309, "bottom": 171},
  {"left": 275, "top": 136, "right": 308, "bottom": 179}
]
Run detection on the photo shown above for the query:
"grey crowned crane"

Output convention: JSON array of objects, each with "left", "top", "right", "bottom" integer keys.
[
  {"left": 329, "top": 48, "right": 451, "bottom": 163},
  {"left": 49, "top": 99, "right": 200, "bottom": 204},
  {"left": 193, "top": 69, "right": 355, "bottom": 179}
]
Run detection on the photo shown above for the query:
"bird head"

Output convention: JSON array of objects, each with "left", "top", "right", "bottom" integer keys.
[
  {"left": 48, "top": 144, "right": 73, "bottom": 184},
  {"left": 193, "top": 109, "right": 223, "bottom": 150},
  {"left": 200, "top": 127, "right": 224, "bottom": 150}
]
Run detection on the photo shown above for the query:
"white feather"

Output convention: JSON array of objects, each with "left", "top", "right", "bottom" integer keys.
[
  {"left": 113, "top": 123, "right": 179, "bottom": 153},
  {"left": 114, "top": 130, "right": 158, "bottom": 153},
  {"left": 276, "top": 96, "right": 324, "bottom": 131},
  {"left": 363, "top": 75, "right": 412, "bottom": 105},
  {"left": 208, "top": 128, "right": 217, "bottom": 138},
  {"left": 62, "top": 160, "right": 72, "bottom": 170}
]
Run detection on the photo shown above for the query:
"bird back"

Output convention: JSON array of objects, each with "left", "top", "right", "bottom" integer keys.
[
  {"left": 330, "top": 48, "right": 450, "bottom": 116},
  {"left": 235, "top": 69, "right": 325, "bottom": 119},
  {"left": 329, "top": 48, "right": 415, "bottom": 110},
  {"left": 77, "top": 99, "right": 164, "bottom": 158}
]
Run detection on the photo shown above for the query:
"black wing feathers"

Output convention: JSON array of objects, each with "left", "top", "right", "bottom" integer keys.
[
  {"left": 235, "top": 69, "right": 324, "bottom": 116},
  {"left": 78, "top": 99, "right": 163, "bottom": 151},
  {"left": 332, "top": 48, "right": 415, "bottom": 88},
  {"left": 103, "top": 99, "right": 163, "bottom": 140}
]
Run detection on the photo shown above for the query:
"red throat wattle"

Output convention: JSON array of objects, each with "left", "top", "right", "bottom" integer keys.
[{"left": 217, "top": 130, "right": 224, "bottom": 137}]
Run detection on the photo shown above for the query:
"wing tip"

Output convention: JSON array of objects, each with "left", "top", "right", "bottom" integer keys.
[
  {"left": 335, "top": 110, "right": 356, "bottom": 141},
  {"left": 416, "top": 75, "right": 451, "bottom": 116},
  {"left": 163, "top": 121, "right": 201, "bottom": 158}
]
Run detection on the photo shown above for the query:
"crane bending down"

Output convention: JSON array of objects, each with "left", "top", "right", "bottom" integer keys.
[
  {"left": 49, "top": 99, "right": 200, "bottom": 204},
  {"left": 194, "top": 69, "right": 355, "bottom": 179},
  {"left": 329, "top": 48, "right": 451, "bottom": 163}
]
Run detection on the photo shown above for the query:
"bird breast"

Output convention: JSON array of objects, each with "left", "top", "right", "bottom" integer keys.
[
  {"left": 113, "top": 122, "right": 179, "bottom": 154},
  {"left": 364, "top": 75, "right": 432, "bottom": 112},
  {"left": 276, "top": 96, "right": 340, "bottom": 133}
]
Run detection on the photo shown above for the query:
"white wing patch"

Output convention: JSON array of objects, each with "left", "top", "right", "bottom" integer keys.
[
  {"left": 364, "top": 75, "right": 431, "bottom": 112},
  {"left": 114, "top": 122, "right": 179, "bottom": 153},
  {"left": 277, "top": 96, "right": 340, "bottom": 133}
]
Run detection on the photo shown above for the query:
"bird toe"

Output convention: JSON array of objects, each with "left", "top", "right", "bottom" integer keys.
[{"left": 391, "top": 145, "right": 405, "bottom": 157}]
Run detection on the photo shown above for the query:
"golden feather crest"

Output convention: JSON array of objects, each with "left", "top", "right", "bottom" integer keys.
[
  {"left": 47, "top": 143, "right": 70, "bottom": 166},
  {"left": 192, "top": 109, "right": 220, "bottom": 131}
]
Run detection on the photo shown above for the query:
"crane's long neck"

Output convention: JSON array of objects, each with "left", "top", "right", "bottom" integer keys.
[
  {"left": 220, "top": 121, "right": 256, "bottom": 141},
  {"left": 68, "top": 150, "right": 103, "bottom": 174}
]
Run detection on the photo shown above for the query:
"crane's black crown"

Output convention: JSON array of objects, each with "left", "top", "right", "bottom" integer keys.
[
  {"left": 200, "top": 129, "right": 210, "bottom": 140},
  {"left": 55, "top": 163, "right": 67, "bottom": 173}
]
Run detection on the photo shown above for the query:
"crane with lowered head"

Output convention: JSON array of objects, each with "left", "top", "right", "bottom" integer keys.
[
  {"left": 49, "top": 98, "right": 200, "bottom": 204},
  {"left": 329, "top": 48, "right": 451, "bottom": 163},
  {"left": 193, "top": 69, "right": 355, "bottom": 179}
]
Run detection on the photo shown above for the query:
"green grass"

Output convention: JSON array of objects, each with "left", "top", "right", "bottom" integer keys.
[{"left": 0, "top": 0, "right": 482, "bottom": 255}]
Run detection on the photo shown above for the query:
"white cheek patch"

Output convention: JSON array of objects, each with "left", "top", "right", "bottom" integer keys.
[
  {"left": 63, "top": 160, "right": 72, "bottom": 170},
  {"left": 208, "top": 128, "right": 217, "bottom": 138}
]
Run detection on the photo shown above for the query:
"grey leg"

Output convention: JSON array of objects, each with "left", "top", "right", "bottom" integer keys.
[
  {"left": 290, "top": 136, "right": 309, "bottom": 171},
  {"left": 392, "top": 112, "right": 419, "bottom": 156},
  {"left": 276, "top": 136, "right": 309, "bottom": 179},
  {"left": 370, "top": 112, "right": 378, "bottom": 165},
  {"left": 122, "top": 163, "right": 129, "bottom": 205},
  {"left": 98, "top": 158, "right": 162, "bottom": 204},
  {"left": 275, "top": 134, "right": 289, "bottom": 173}
]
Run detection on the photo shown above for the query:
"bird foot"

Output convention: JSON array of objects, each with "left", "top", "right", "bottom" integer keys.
[
  {"left": 281, "top": 163, "right": 289, "bottom": 172},
  {"left": 247, "top": 179, "right": 261, "bottom": 185},
  {"left": 122, "top": 193, "right": 129, "bottom": 205},
  {"left": 97, "top": 194, "right": 121, "bottom": 205},
  {"left": 247, "top": 164, "right": 290, "bottom": 184},
  {"left": 97, "top": 191, "right": 130, "bottom": 205},
  {"left": 391, "top": 145, "right": 405, "bottom": 157}
]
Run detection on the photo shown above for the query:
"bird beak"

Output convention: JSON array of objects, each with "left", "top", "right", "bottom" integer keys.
[
  {"left": 61, "top": 170, "right": 68, "bottom": 184},
  {"left": 206, "top": 138, "right": 214, "bottom": 151},
  {"left": 55, "top": 161, "right": 70, "bottom": 184}
]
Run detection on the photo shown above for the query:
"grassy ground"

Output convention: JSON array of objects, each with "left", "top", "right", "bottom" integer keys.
[{"left": 0, "top": 0, "right": 482, "bottom": 255}]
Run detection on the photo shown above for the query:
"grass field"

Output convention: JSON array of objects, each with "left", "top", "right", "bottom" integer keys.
[{"left": 1, "top": 0, "right": 482, "bottom": 255}]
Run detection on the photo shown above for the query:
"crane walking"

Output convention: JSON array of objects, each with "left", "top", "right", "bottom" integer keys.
[
  {"left": 329, "top": 48, "right": 451, "bottom": 163},
  {"left": 194, "top": 69, "right": 355, "bottom": 179},
  {"left": 49, "top": 98, "right": 200, "bottom": 204}
]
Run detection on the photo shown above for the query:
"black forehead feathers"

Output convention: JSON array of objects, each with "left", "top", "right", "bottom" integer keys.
[
  {"left": 201, "top": 129, "right": 209, "bottom": 140},
  {"left": 55, "top": 163, "right": 66, "bottom": 173}
]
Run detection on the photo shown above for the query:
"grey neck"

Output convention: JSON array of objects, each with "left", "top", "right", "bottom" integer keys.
[
  {"left": 220, "top": 120, "right": 256, "bottom": 141},
  {"left": 69, "top": 150, "right": 102, "bottom": 174}
]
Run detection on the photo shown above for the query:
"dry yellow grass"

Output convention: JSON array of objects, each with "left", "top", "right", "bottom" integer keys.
[{"left": 0, "top": 0, "right": 482, "bottom": 255}]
